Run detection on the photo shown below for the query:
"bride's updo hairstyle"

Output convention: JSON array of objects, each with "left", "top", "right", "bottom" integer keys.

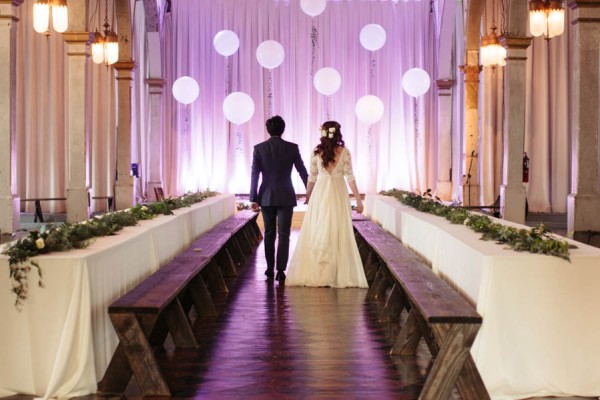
[{"left": 314, "top": 120, "right": 345, "bottom": 169}]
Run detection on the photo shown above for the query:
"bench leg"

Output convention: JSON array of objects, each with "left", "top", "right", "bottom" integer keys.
[
  {"left": 363, "top": 249, "right": 379, "bottom": 284},
  {"left": 379, "top": 284, "right": 406, "bottom": 323},
  {"left": 236, "top": 228, "right": 253, "bottom": 255},
  {"left": 227, "top": 236, "right": 245, "bottom": 264},
  {"left": 243, "top": 223, "right": 259, "bottom": 246},
  {"left": 189, "top": 274, "right": 218, "bottom": 317},
  {"left": 419, "top": 323, "right": 481, "bottom": 400},
  {"left": 164, "top": 297, "right": 197, "bottom": 348},
  {"left": 366, "top": 265, "right": 385, "bottom": 301},
  {"left": 390, "top": 308, "right": 423, "bottom": 355},
  {"left": 98, "top": 343, "right": 132, "bottom": 394},
  {"left": 215, "top": 248, "right": 237, "bottom": 277},
  {"left": 108, "top": 313, "right": 170, "bottom": 396},
  {"left": 203, "top": 259, "right": 229, "bottom": 294}
]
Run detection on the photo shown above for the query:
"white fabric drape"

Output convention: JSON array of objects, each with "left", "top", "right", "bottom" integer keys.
[
  {"left": 15, "top": 0, "right": 117, "bottom": 214},
  {"left": 479, "top": 7, "right": 572, "bottom": 212},
  {"left": 159, "top": 0, "right": 436, "bottom": 196}
]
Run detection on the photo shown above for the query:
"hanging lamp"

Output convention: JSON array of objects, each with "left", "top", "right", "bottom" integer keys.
[
  {"left": 33, "top": 0, "right": 68, "bottom": 34},
  {"left": 529, "top": 0, "right": 565, "bottom": 38}
]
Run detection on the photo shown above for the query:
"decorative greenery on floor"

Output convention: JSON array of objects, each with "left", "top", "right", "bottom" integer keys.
[
  {"left": 2, "top": 190, "right": 217, "bottom": 310},
  {"left": 380, "top": 188, "right": 574, "bottom": 261}
]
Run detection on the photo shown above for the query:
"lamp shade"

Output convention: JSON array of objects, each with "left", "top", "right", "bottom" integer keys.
[
  {"left": 91, "top": 32, "right": 105, "bottom": 64},
  {"left": 547, "top": 8, "right": 565, "bottom": 37},
  {"left": 33, "top": 0, "right": 50, "bottom": 33},
  {"left": 529, "top": 9, "right": 546, "bottom": 37},
  {"left": 105, "top": 33, "right": 120, "bottom": 65},
  {"left": 51, "top": 0, "right": 68, "bottom": 33}
]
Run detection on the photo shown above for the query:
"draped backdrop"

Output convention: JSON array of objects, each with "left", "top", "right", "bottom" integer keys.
[
  {"left": 160, "top": 0, "right": 436, "bottom": 196},
  {"left": 479, "top": 3, "right": 572, "bottom": 212},
  {"left": 12, "top": 0, "right": 572, "bottom": 213}
]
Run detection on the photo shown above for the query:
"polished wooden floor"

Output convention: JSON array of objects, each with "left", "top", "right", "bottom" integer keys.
[{"left": 5, "top": 228, "right": 596, "bottom": 399}]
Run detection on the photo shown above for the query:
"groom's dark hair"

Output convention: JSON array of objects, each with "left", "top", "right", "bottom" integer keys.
[{"left": 266, "top": 115, "right": 285, "bottom": 136}]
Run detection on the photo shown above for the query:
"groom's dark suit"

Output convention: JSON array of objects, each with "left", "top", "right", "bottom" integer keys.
[{"left": 250, "top": 136, "right": 308, "bottom": 275}]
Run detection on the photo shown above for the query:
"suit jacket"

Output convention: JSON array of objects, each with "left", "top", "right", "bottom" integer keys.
[{"left": 249, "top": 136, "right": 308, "bottom": 206}]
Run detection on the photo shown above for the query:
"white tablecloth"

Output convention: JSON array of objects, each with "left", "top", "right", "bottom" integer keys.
[
  {"left": 366, "top": 194, "right": 600, "bottom": 400},
  {"left": 0, "top": 194, "right": 235, "bottom": 398}
]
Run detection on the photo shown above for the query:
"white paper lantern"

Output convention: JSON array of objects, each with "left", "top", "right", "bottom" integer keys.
[
  {"left": 256, "top": 40, "right": 285, "bottom": 69},
  {"left": 313, "top": 67, "right": 341, "bottom": 96},
  {"left": 300, "top": 0, "right": 327, "bottom": 17},
  {"left": 213, "top": 30, "right": 240, "bottom": 57},
  {"left": 172, "top": 76, "right": 200, "bottom": 105},
  {"left": 355, "top": 95, "right": 384, "bottom": 125},
  {"left": 401, "top": 68, "right": 431, "bottom": 98},
  {"left": 223, "top": 92, "right": 255, "bottom": 125},
  {"left": 359, "top": 24, "right": 387, "bottom": 51}
]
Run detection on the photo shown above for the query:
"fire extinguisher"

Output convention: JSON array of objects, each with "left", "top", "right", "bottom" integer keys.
[{"left": 523, "top": 153, "right": 530, "bottom": 183}]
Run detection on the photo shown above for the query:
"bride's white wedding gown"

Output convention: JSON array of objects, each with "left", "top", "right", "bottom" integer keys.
[{"left": 286, "top": 147, "right": 368, "bottom": 288}]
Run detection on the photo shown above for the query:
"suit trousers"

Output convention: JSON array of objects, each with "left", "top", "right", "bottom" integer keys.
[{"left": 261, "top": 206, "right": 294, "bottom": 272}]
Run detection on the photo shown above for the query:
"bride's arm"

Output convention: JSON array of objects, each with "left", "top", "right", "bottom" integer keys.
[{"left": 342, "top": 149, "right": 363, "bottom": 213}]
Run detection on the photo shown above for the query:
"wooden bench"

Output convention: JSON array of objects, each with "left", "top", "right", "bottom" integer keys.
[
  {"left": 353, "top": 219, "right": 490, "bottom": 400},
  {"left": 98, "top": 210, "right": 261, "bottom": 397}
]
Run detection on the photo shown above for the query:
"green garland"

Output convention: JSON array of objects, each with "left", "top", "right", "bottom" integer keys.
[
  {"left": 3, "top": 190, "right": 217, "bottom": 310},
  {"left": 380, "top": 188, "right": 574, "bottom": 261}
]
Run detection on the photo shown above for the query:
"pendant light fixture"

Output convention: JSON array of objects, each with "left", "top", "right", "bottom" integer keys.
[
  {"left": 33, "top": 0, "right": 68, "bottom": 34},
  {"left": 480, "top": 0, "right": 506, "bottom": 68},
  {"left": 91, "top": 0, "right": 119, "bottom": 65},
  {"left": 529, "top": 0, "right": 565, "bottom": 38}
]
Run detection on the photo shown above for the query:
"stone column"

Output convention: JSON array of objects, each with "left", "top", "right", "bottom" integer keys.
[
  {"left": 114, "top": 61, "right": 135, "bottom": 210},
  {"left": 63, "top": 33, "right": 91, "bottom": 222},
  {"left": 567, "top": 0, "right": 600, "bottom": 245},
  {"left": 146, "top": 78, "right": 164, "bottom": 201},
  {"left": 459, "top": 52, "right": 481, "bottom": 207},
  {"left": 499, "top": 36, "right": 531, "bottom": 224},
  {"left": 435, "top": 79, "right": 455, "bottom": 201},
  {"left": 0, "top": 0, "right": 22, "bottom": 236}
]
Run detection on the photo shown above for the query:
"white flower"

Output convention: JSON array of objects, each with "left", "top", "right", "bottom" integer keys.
[
  {"left": 328, "top": 127, "right": 335, "bottom": 133},
  {"left": 321, "top": 129, "right": 327, "bottom": 137},
  {"left": 402, "top": 194, "right": 408, "bottom": 199},
  {"left": 141, "top": 206, "right": 148, "bottom": 211},
  {"left": 464, "top": 218, "right": 470, "bottom": 225},
  {"left": 81, "top": 220, "right": 87, "bottom": 225},
  {"left": 35, "top": 238, "right": 45, "bottom": 249}
]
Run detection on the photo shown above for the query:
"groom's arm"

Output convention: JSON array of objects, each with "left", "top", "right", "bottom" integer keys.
[
  {"left": 249, "top": 147, "right": 261, "bottom": 206},
  {"left": 293, "top": 145, "right": 309, "bottom": 188}
]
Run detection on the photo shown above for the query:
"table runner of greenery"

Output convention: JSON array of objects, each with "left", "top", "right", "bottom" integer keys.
[
  {"left": 2, "top": 190, "right": 218, "bottom": 310},
  {"left": 380, "top": 189, "right": 573, "bottom": 261}
]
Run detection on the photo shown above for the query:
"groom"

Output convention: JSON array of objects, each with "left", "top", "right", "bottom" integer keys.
[{"left": 250, "top": 115, "right": 308, "bottom": 283}]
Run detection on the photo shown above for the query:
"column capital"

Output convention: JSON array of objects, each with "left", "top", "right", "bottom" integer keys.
[
  {"left": 568, "top": 0, "right": 600, "bottom": 10},
  {"left": 0, "top": 0, "right": 24, "bottom": 20},
  {"left": 146, "top": 78, "right": 165, "bottom": 87},
  {"left": 113, "top": 60, "right": 136, "bottom": 71},
  {"left": 500, "top": 35, "right": 532, "bottom": 49},
  {"left": 436, "top": 79, "right": 455, "bottom": 95},
  {"left": 459, "top": 64, "right": 482, "bottom": 83},
  {"left": 62, "top": 32, "right": 93, "bottom": 45}
]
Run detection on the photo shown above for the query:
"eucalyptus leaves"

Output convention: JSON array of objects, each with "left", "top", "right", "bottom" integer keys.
[
  {"left": 3, "top": 190, "right": 217, "bottom": 310},
  {"left": 380, "top": 189, "right": 573, "bottom": 261}
]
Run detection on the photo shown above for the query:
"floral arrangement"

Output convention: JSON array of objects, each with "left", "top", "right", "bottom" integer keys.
[
  {"left": 380, "top": 188, "right": 574, "bottom": 261},
  {"left": 321, "top": 127, "right": 336, "bottom": 138},
  {"left": 3, "top": 189, "right": 217, "bottom": 310}
]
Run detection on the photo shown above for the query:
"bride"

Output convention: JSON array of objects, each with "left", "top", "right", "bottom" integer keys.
[{"left": 286, "top": 121, "right": 368, "bottom": 288}]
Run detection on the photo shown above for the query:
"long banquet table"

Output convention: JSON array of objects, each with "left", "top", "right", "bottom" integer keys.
[
  {"left": 0, "top": 194, "right": 235, "bottom": 399},
  {"left": 365, "top": 194, "right": 600, "bottom": 400}
]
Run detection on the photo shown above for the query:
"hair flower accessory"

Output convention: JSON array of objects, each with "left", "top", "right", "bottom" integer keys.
[
  {"left": 321, "top": 129, "right": 327, "bottom": 137},
  {"left": 328, "top": 127, "right": 335, "bottom": 138}
]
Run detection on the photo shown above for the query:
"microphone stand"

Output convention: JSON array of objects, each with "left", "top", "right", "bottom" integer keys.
[{"left": 466, "top": 150, "right": 475, "bottom": 207}]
